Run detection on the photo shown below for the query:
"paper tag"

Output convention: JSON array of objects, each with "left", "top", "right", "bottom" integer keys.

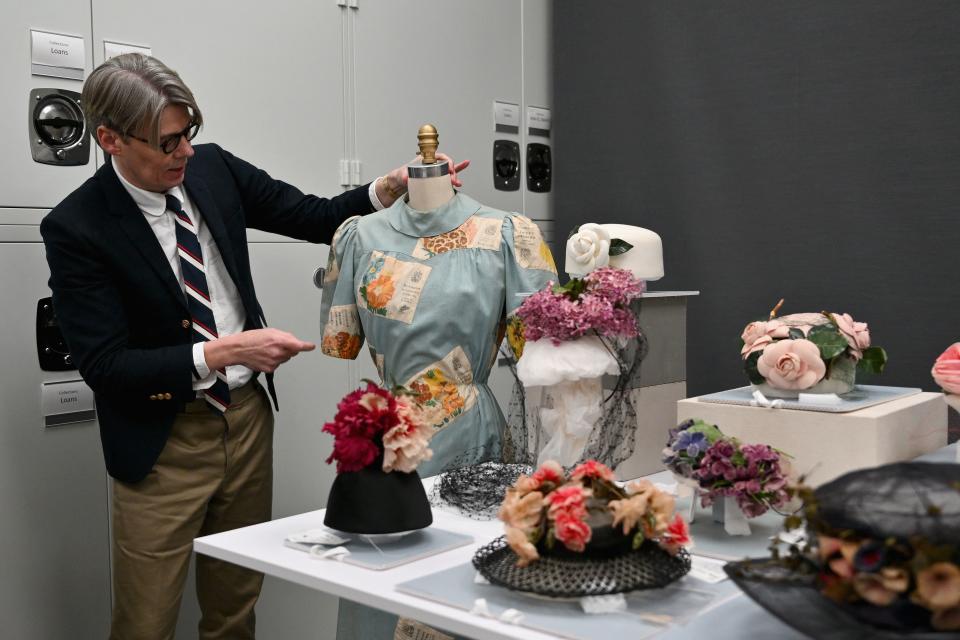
[
  {"left": 580, "top": 594, "right": 627, "bottom": 614},
  {"left": 104, "top": 41, "right": 152, "bottom": 60},
  {"left": 653, "top": 481, "right": 679, "bottom": 496},
  {"left": 493, "top": 100, "right": 520, "bottom": 133},
  {"left": 526, "top": 106, "right": 551, "bottom": 136},
  {"left": 689, "top": 555, "right": 729, "bottom": 584},
  {"left": 394, "top": 618, "right": 453, "bottom": 640},
  {"left": 797, "top": 392, "right": 843, "bottom": 405},
  {"left": 286, "top": 528, "right": 350, "bottom": 546}
]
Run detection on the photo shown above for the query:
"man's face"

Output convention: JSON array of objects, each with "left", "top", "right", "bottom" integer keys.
[{"left": 110, "top": 104, "right": 195, "bottom": 193}]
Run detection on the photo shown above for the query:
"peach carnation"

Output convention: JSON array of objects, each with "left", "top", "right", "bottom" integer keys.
[
  {"left": 505, "top": 525, "right": 539, "bottom": 567},
  {"left": 916, "top": 562, "right": 960, "bottom": 611},
  {"left": 498, "top": 489, "right": 544, "bottom": 534},
  {"left": 381, "top": 399, "right": 433, "bottom": 473}
]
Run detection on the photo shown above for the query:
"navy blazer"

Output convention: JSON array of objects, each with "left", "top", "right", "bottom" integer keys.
[{"left": 41, "top": 143, "right": 374, "bottom": 482}]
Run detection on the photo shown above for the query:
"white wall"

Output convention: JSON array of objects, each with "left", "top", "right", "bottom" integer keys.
[{"left": 0, "top": 2, "right": 552, "bottom": 637}]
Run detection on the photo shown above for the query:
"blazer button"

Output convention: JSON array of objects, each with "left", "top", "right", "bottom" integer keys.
[
  {"left": 181, "top": 319, "right": 191, "bottom": 329},
  {"left": 149, "top": 394, "right": 158, "bottom": 401},
  {"left": 163, "top": 392, "right": 172, "bottom": 400}
]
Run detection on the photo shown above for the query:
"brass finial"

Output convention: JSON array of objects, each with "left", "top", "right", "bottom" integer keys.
[{"left": 417, "top": 124, "right": 438, "bottom": 164}]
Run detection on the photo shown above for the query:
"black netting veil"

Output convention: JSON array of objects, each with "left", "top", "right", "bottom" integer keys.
[{"left": 429, "top": 452, "right": 533, "bottom": 520}]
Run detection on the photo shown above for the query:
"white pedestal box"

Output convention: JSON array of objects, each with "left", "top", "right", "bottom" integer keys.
[{"left": 677, "top": 392, "right": 948, "bottom": 487}]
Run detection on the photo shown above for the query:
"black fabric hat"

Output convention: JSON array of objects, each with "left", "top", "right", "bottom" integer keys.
[
  {"left": 724, "top": 462, "right": 960, "bottom": 639},
  {"left": 473, "top": 535, "right": 691, "bottom": 599},
  {"left": 324, "top": 465, "right": 432, "bottom": 534}
]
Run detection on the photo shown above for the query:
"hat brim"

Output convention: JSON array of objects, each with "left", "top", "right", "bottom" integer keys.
[
  {"left": 473, "top": 536, "right": 690, "bottom": 599},
  {"left": 724, "top": 559, "right": 948, "bottom": 640}
]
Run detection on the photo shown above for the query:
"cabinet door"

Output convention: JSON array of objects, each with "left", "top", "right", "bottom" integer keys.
[
  {"left": 0, "top": 233, "right": 111, "bottom": 639},
  {"left": 91, "top": 0, "right": 347, "bottom": 201},
  {"left": 89, "top": 3, "right": 349, "bottom": 638},
  {"left": 352, "top": 0, "right": 525, "bottom": 214},
  {"left": 0, "top": 5, "right": 96, "bottom": 208}
]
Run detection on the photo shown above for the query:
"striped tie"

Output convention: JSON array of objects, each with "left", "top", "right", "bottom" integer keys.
[{"left": 166, "top": 194, "right": 231, "bottom": 413}]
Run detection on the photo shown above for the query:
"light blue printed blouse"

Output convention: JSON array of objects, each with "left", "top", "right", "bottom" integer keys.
[{"left": 319, "top": 192, "right": 557, "bottom": 474}]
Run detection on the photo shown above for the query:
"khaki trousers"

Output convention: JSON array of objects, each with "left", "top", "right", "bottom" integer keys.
[{"left": 110, "top": 381, "right": 274, "bottom": 640}]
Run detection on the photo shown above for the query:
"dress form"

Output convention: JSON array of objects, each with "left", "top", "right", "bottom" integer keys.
[{"left": 406, "top": 124, "right": 455, "bottom": 211}]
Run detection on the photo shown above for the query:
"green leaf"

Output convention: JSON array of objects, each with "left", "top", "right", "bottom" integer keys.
[
  {"left": 687, "top": 419, "right": 725, "bottom": 443},
  {"left": 552, "top": 277, "right": 588, "bottom": 300},
  {"left": 545, "top": 528, "right": 556, "bottom": 550},
  {"left": 857, "top": 346, "right": 888, "bottom": 375},
  {"left": 807, "top": 324, "right": 848, "bottom": 361},
  {"left": 788, "top": 328, "right": 806, "bottom": 340},
  {"left": 744, "top": 350, "right": 765, "bottom": 385},
  {"left": 608, "top": 238, "right": 634, "bottom": 256},
  {"left": 632, "top": 530, "right": 645, "bottom": 550}
]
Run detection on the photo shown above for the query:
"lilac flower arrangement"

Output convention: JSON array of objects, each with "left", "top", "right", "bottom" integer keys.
[
  {"left": 663, "top": 419, "right": 792, "bottom": 519},
  {"left": 515, "top": 267, "right": 645, "bottom": 344}
]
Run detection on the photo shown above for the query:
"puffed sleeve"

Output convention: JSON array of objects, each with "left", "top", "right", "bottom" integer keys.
[
  {"left": 502, "top": 214, "right": 558, "bottom": 316},
  {"left": 319, "top": 215, "right": 365, "bottom": 359}
]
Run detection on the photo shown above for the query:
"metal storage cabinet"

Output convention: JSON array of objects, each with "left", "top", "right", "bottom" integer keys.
[{"left": 0, "top": 3, "right": 110, "bottom": 638}]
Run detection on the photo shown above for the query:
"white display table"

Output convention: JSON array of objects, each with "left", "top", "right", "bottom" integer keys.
[
  {"left": 194, "top": 443, "right": 957, "bottom": 639},
  {"left": 195, "top": 498, "right": 556, "bottom": 640}
]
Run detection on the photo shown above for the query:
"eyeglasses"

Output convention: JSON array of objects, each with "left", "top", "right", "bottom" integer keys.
[{"left": 125, "top": 121, "right": 200, "bottom": 154}]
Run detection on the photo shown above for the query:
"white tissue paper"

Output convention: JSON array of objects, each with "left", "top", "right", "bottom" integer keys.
[{"left": 517, "top": 336, "right": 619, "bottom": 467}]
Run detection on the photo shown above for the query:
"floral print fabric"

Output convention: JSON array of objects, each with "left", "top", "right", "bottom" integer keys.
[{"left": 319, "top": 193, "right": 556, "bottom": 474}]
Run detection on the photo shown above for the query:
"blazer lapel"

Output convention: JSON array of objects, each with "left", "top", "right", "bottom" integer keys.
[
  {"left": 183, "top": 173, "right": 245, "bottom": 297},
  {"left": 100, "top": 163, "right": 188, "bottom": 310}
]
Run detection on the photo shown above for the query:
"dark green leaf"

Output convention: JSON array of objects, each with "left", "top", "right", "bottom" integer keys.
[
  {"left": 788, "top": 328, "right": 806, "bottom": 340},
  {"left": 744, "top": 350, "right": 765, "bottom": 384},
  {"left": 608, "top": 238, "right": 634, "bottom": 256},
  {"left": 857, "top": 346, "right": 887, "bottom": 375},
  {"left": 807, "top": 324, "right": 848, "bottom": 360}
]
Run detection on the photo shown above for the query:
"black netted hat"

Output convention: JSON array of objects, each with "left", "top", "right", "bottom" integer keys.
[
  {"left": 725, "top": 462, "right": 960, "bottom": 639},
  {"left": 473, "top": 536, "right": 690, "bottom": 599}
]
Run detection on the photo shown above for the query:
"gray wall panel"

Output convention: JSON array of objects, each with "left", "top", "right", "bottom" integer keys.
[{"left": 553, "top": 1, "right": 960, "bottom": 397}]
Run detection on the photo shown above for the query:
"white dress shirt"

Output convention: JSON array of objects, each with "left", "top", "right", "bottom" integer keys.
[
  {"left": 115, "top": 166, "right": 252, "bottom": 392},
  {"left": 116, "top": 165, "right": 387, "bottom": 393}
]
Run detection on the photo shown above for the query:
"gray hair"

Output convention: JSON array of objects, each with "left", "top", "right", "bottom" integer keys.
[{"left": 82, "top": 53, "right": 203, "bottom": 148}]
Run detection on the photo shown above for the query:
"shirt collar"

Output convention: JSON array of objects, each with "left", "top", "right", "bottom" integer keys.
[
  {"left": 114, "top": 163, "right": 185, "bottom": 217},
  {"left": 387, "top": 192, "right": 481, "bottom": 238}
]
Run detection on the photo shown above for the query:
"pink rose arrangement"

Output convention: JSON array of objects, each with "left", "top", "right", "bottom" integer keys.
[
  {"left": 512, "top": 266, "right": 645, "bottom": 347},
  {"left": 498, "top": 459, "right": 691, "bottom": 567},
  {"left": 741, "top": 300, "right": 886, "bottom": 393},
  {"left": 932, "top": 343, "right": 960, "bottom": 395},
  {"left": 322, "top": 382, "right": 433, "bottom": 474}
]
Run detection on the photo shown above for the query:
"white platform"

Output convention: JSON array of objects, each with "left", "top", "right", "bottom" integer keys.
[{"left": 678, "top": 391, "right": 948, "bottom": 487}]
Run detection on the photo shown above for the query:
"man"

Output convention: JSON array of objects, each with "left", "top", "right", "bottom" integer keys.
[{"left": 40, "top": 53, "right": 466, "bottom": 640}]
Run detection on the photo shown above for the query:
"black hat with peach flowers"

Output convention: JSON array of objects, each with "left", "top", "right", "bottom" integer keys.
[{"left": 725, "top": 462, "right": 960, "bottom": 639}]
